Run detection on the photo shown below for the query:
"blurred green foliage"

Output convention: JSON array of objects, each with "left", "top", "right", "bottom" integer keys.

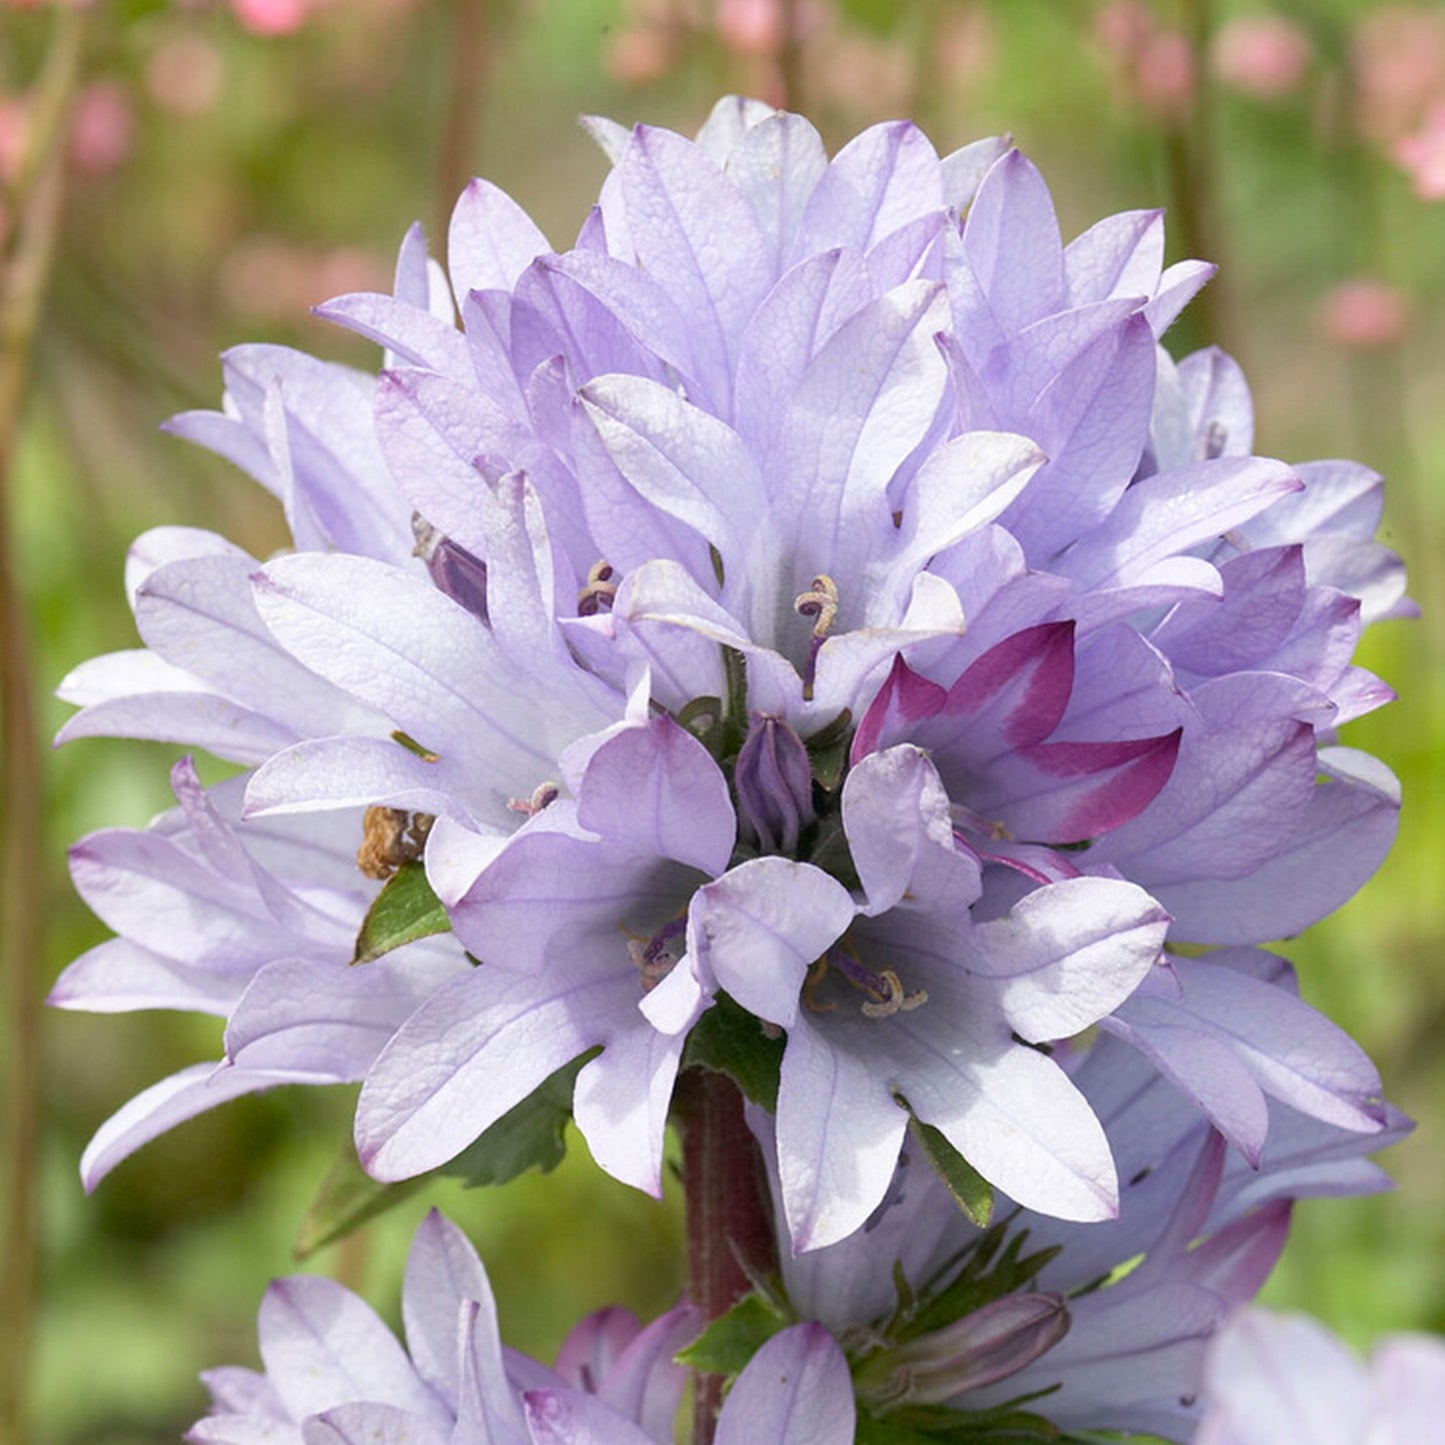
[{"left": 5, "top": 0, "right": 1443, "bottom": 1440}]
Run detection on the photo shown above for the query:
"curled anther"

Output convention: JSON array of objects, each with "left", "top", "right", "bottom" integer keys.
[
  {"left": 577, "top": 559, "right": 618, "bottom": 616},
  {"left": 507, "top": 781, "right": 560, "bottom": 817},
  {"left": 860, "top": 968, "right": 928, "bottom": 1019},
  {"left": 803, "top": 955, "right": 837, "bottom": 1014},
  {"left": 358, "top": 806, "right": 435, "bottom": 880},
  {"left": 794, "top": 574, "right": 840, "bottom": 639}
]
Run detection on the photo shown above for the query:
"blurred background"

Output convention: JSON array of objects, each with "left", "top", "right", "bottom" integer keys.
[{"left": 2, "top": 0, "right": 1443, "bottom": 1440}]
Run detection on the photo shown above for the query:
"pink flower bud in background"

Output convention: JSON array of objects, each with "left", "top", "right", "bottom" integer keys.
[
  {"left": 1137, "top": 29, "right": 1195, "bottom": 120},
  {"left": 1354, "top": 5, "right": 1445, "bottom": 143},
  {"left": 1213, "top": 13, "right": 1312, "bottom": 99},
  {"left": 231, "top": 0, "right": 308, "bottom": 36},
  {"left": 69, "top": 82, "right": 133, "bottom": 177},
  {"left": 1393, "top": 102, "right": 1445, "bottom": 199},
  {"left": 147, "top": 34, "right": 225, "bottom": 116},
  {"left": 605, "top": 24, "right": 677, "bottom": 84},
  {"left": 1093, "top": 1, "right": 1194, "bottom": 120},
  {"left": 220, "top": 237, "right": 389, "bottom": 322},
  {"left": 938, "top": 4, "right": 994, "bottom": 84},
  {"left": 1093, "top": 0, "right": 1154, "bottom": 61},
  {"left": 1317, "top": 278, "right": 1410, "bottom": 350},
  {"left": 716, "top": 0, "right": 781, "bottom": 57}
]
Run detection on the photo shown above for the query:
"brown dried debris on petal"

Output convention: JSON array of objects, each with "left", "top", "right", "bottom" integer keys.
[{"left": 357, "top": 806, "right": 435, "bottom": 880}]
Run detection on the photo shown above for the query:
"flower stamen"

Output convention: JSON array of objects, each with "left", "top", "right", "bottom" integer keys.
[
  {"left": 507, "top": 781, "right": 560, "bottom": 816},
  {"left": 623, "top": 916, "right": 687, "bottom": 991},
  {"left": 860, "top": 968, "right": 929, "bottom": 1019},
  {"left": 577, "top": 559, "right": 618, "bottom": 616},
  {"left": 795, "top": 574, "right": 839, "bottom": 701}
]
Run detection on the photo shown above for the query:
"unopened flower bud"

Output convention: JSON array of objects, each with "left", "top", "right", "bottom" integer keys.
[
  {"left": 413, "top": 514, "right": 489, "bottom": 622},
  {"left": 735, "top": 714, "right": 815, "bottom": 855},
  {"left": 857, "top": 1292, "right": 1070, "bottom": 1409}
]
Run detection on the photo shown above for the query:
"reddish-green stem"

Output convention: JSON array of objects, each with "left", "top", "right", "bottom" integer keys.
[
  {"left": 0, "top": 11, "right": 85, "bottom": 1443},
  {"left": 676, "top": 1068, "right": 779, "bottom": 1444}
]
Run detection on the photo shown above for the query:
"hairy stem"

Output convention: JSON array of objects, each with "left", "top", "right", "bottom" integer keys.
[
  {"left": 0, "top": 11, "right": 86, "bottom": 1444},
  {"left": 676, "top": 1068, "right": 779, "bottom": 1444}
]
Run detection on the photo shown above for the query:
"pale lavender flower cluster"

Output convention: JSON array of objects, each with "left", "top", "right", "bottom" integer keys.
[
  {"left": 190, "top": 1039, "right": 1409, "bottom": 1444},
  {"left": 54, "top": 96, "right": 1416, "bottom": 1441}
]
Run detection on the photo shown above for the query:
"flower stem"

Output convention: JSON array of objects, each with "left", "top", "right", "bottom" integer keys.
[
  {"left": 0, "top": 11, "right": 85, "bottom": 1444},
  {"left": 676, "top": 1067, "right": 779, "bottom": 1444},
  {"left": 435, "top": 0, "right": 492, "bottom": 242}
]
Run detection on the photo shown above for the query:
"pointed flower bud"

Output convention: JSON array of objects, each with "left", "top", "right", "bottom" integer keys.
[
  {"left": 412, "top": 513, "right": 489, "bottom": 621},
  {"left": 735, "top": 713, "right": 815, "bottom": 855},
  {"left": 856, "top": 1292, "right": 1070, "bottom": 1410}
]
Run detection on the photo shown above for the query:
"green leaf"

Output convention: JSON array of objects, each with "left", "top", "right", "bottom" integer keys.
[
  {"left": 862, "top": 1403, "right": 1066, "bottom": 1443},
  {"left": 905, "top": 1228, "right": 1062, "bottom": 1343},
  {"left": 294, "top": 1142, "right": 428, "bottom": 1260},
  {"left": 805, "top": 708, "right": 853, "bottom": 790},
  {"left": 440, "top": 1051, "right": 595, "bottom": 1189},
  {"left": 675, "top": 1293, "right": 788, "bottom": 1375},
  {"left": 352, "top": 860, "right": 449, "bottom": 964},
  {"left": 856, "top": 1417, "right": 948, "bottom": 1445},
  {"left": 907, "top": 1112, "right": 994, "bottom": 1228},
  {"left": 680, "top": 993, "right": 784, "bottom": 1110}
]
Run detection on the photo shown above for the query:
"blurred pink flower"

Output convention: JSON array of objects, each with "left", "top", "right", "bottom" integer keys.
[
  {"left": 231, "top": 0, "right": 308, "bottom": 35},
  {"left": 1393, "top": 102, "right": 1445, "bottom": 199},
  {"left": 1354, "top": 5, "right": 1445, "bottom": 143},
  {"left": 1213, "top": 14, "right": 1312, "bottom": 99},
  {"left": 69, "top": 82, "right": 133, "bottom": 176},
  {"left": 1317, "top": 278, "right": 1410, "bottom": 350},
  {"left": 938, "top": 4, "right": 994, "bottom": 84},
  {"left": 716, "top": 0, "right": 781, "bottom": 57},
  {"left": 1137, "top": 30, "right": 1195, "bottom": 120},
  {"left": 1093, "top": 1, "right": 1194, "bottom": 120},
  {"left": 809, "top": 29, "right": 912, "bottom": 118},
  {"left": 220, "top": 237, "right": 389, "bottom": 322},
  {"left": 147, "top": 34, "right": 225, "bottom": 116},
  {"left": 1094, "top": 0, "right": 1154, "bottom": 60},
  {"left": 605, "top": 24, "right": 678, "bottom": 84}
]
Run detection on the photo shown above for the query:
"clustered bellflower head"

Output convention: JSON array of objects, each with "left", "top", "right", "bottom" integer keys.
[
  {"left": 54, "top": 96, "right": 1408, "bottom": 1258},
  {"left": 188, "top": 1039, "right": 1411, "bottom": 1445},
  {"left": 190, "top": 1207, "right": 855, "bottom": 1445}
]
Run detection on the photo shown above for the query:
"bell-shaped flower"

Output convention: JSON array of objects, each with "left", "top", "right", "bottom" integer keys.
[
  {"left": 50, "top": 758, "right": 471, "bottom": 1189},
  {"left": 690, "top": 745, "right": 1170, "bottom": 1249},
  {"left": 1195, "top": 1308, "right": 1445, "bottom": 1445},
  {"left": 188, "top": 1207, "right": 700, "bottom": 1445},
  {"left": 353, "top": 689, "right": 735, "bottom": 1196}
]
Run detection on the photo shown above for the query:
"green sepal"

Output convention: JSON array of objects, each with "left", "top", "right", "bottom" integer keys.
[
  {"left": 906, "top": 1110, "right": 994, "bottom": 1229},
  {"left": 439, "top": 1051, "right": 595, "bottom": 1189},
  {"left": 805, "top": 708, "right": 853, "bottom": 791},
  {"left": 352, "top": 861, "right": 450, "bottom": 964},
  {"left": 903, "top": 1228, "right": 1061, "bottom": 1343},
  {"left": 677, "top": 695, "right": 725, "bottom": 756},
  {"left": 680, "top": 992, "right": 784, "bottom": 1110},
  {"left": 858, "top": 1404, "right": 1068, "bottom": 1443},
  {"left": 293, "top": 1142, "right": 428, "bottom": 1260},
  {"left": 674, "top": 1292, "right": 789, "bottom": 1375}
]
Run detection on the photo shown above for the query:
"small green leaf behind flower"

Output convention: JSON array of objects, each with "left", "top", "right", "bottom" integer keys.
[
  {"left": 675, "top": 1292, "right": 791, "bottom": 1375},
  {"left": 352, "top": 860, "right": 450, "bottom": 964},
  {"left": 905, "top": 1109, "right": 995, "bottom": 1230},
  {"left": 293, "top": 1053, "right": 594, "bottom": 1258}
]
